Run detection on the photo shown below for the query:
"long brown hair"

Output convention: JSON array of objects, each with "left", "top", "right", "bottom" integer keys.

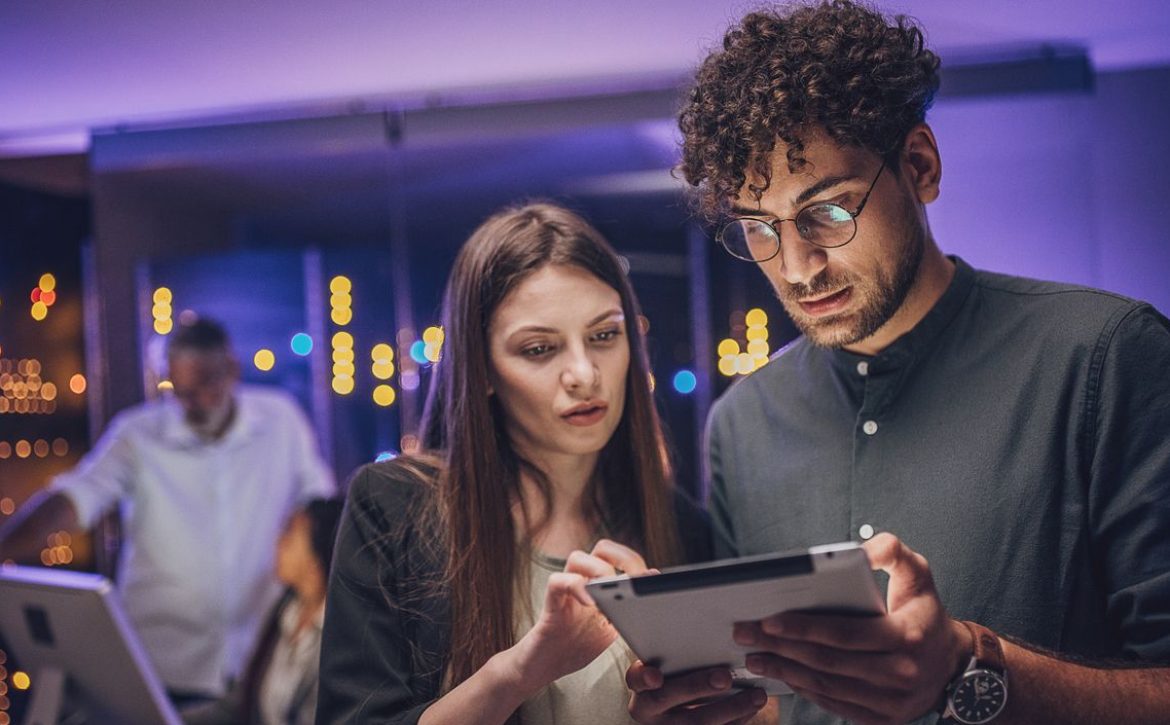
[{"left": 417, "top": 202, "right": 683, "bottom": 692}]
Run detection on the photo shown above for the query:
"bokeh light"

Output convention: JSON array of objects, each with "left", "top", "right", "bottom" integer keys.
[
  {"left": 290, "top": 333, "right": 313, "bottom": 356},
  {"left": 253, "top": 349, "right": 276, "bottom": 371},
  {"left": 372, "top": 385, "right": 396, "bottom": 407},
  {"left": 69, "top": 374, "right": 87, "bottom": 394},
  {"left": 672, "top": 370, "right": 697, "bottom": 394}
]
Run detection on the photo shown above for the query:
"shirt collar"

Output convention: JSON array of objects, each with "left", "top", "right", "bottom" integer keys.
[
  {"left": 161, "top": 389, "right": 255, "bottom": 447},
  {"left": 827, "top": 255, "right": 976, "bottom": 373}
]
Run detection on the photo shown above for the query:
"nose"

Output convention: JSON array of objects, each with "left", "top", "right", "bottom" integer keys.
[
  {"left": 774, "top": 222, "right": 828, "bottom": 285},
  {"left": 561, "top": 344, "right": 599, "bottom": 392}
]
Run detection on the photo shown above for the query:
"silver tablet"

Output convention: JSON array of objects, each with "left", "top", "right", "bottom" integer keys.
[
  {"left": 586, "top": 541, "right": 885, "bottom": 695},
  {"left": 0, "top": 565, "right": 182, "bottom": 725}
]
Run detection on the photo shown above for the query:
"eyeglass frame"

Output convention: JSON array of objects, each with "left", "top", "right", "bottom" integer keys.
[{"left": 715, "top": 159, "right": 888, "bottom": 262}]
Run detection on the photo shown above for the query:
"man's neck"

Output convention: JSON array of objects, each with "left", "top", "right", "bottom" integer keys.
[{"left": 843, "top": 247, "right": 955, "bottom": 357}]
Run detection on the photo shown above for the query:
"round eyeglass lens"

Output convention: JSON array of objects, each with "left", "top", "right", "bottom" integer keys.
[
  {"left": 795, "top": 203, "right": 857, "bottom": 248},
  {"left": 719, "top": 219, "right": 779, "bottom": 261}
]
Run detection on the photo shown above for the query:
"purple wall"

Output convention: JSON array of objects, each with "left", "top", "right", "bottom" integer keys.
[{"left": 928, "top": 66, "right": 1170, "bottom": 315}]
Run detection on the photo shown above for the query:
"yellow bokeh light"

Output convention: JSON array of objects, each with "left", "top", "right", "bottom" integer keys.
[
  {"left": 718, "top": 356, "right": 737, "bottom": 377},
  {"left": 329, "top": 276, "right": 352, "bottom": 294},
  {"left": 40, "top": 381, "right": 58, "bottom": 401},
  {"left": 154, "top": 319, "right": 174, "bottom": 335},
  {"left": 329, "top": 292, "right": 352, "bottom": 309},
  {"left": 157, "top": 380, "right": 174, "bottom": 392},
  {"left": 153, "top": 286, "right": 173, "bottom": 304},
  {"left": 745, "top": 326, "right": 769, "bottom": 342},
  {"left": 372, "top": 385, "right": 396, "bottom": 407},
  {"left": 253, "top": 349, "right": 275, "bottom": 371},
  {"left": 331, "top": 376, "right": 355, "bottom": 395},
  {"left": 70, "top": 373, "right": 87, "bottom": 394},
  {"left": 717, "top": 339, "right": 740, "bottom": 357},
  {"left": 423, "top": 343, "right": 442, "bottom": 363},
  {"left": 331, "top": 331, "right": 354, "bottom": 349},
  {"left": 15, "top": 440, "right": 31, "bottom": 458},
  {"left": 331, "top": 308, "right": 353, "bottom": 326},
  {"left": 12, "top": 671, "right": 30, "bottom": 689},
  {"left": 371, "top": 361, "right": 395, "bottom": 380},
  {"left": 332, "top": 348, "right": 355, "bottom": 363},
  {"left": 31, "top": 301, "right": 48, "bottom": 321},
  {"left": 151, "top": 302, "right": 172, "bottom": 319},
  {"left": 332, "top": 362, "right": 356, "bottom": 376},
  {"left": 371, "top": 343, "right": 394, "bottom": 362},
  {"left": 745, "top": 308, "right": 768, "bottom": 327},
  {"left": 38, "top": 273, "right": 57, "bottom": 293},
  {"left": 747, "top": 339, "right": 770, "bottom": 357},
  {"left": 422, "top": 326, "right": 444, "bottom": 345},
  {"left": 735, "top": 352, "right": 754, "bottom": 375}
]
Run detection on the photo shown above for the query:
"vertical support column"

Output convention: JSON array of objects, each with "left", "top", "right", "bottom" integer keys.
[
  {"left": 385, "top": 110, "right": 419, "bottom": 444},
  {"left": 302, "top": 248, "right": 334, "bottom": 466},
  {"left": 686, "top": 223, "right": 714, "bottom": 500}
]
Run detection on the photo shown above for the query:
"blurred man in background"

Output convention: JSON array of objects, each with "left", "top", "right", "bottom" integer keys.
[{"left": 0, "top": 317, "right": 336, "bottom": 703}]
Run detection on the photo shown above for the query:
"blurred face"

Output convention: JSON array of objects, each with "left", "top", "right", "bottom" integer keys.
[
  {"left": 487, "top": 264, "right": 630, "bottom": 469},
  {"left": 732, "top": 127, "right": 938, "bottom": 353},
  {"left": 275, "top": 510, "right": 318, "bottom": 586},
  {"left": 168, "top": 349, "right": 239, "bottom": 437}
]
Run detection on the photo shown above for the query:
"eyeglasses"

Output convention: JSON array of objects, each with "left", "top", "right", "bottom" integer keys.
[{"left": 716, "top": 161, "right": 886, "bottom": 262}]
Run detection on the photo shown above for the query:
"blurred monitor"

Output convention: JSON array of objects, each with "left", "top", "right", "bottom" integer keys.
[{"left": 0, "top": 565, "right": 180, "bottom": 725}]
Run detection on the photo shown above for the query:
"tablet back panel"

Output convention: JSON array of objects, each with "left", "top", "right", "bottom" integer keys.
[
  {"left": 587, "top": 543, "right": 884, "bottom": 693},
  {"left": 0, "top": 565, "right": 182, "bottom": 725}
]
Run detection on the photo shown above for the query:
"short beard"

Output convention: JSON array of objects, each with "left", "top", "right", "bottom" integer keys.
[{"left": 781, "top": 224, "right": 926, "bottom": 349}]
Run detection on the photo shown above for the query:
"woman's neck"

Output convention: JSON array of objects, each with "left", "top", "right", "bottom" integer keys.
[{"left": 514, "top": 450, "right": 601, "bottom": 559}]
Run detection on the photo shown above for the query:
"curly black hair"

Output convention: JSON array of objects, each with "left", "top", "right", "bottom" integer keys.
[{"left": 678, "top": 0, "right": 940, "bottom": 221}]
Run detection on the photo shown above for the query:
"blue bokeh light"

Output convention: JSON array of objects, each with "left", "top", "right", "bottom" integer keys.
[
  {"left": 672, "top": 369, "right": 697, "bottom": 394},
  {"left": 375, "top": 450, "right": 399, "bottom": 462},
  {"left": 290, "top": 332, "right": 313, "bottom": 356},
  {"left": 409, "top": 340, "right": 429, "bottom": 364}
]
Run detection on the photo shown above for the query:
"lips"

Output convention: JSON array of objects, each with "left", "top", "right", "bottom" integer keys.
[
  {"left": 561, "top": 402, "right": 608, "bottom": 426},
  {"left": 797, "top": 286, "right": 852, "bottom": 317}
]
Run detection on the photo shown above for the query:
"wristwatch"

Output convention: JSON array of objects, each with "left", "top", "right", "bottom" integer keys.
[{"left": 939, "top": 621, "right": 1008, "bottom": 724}]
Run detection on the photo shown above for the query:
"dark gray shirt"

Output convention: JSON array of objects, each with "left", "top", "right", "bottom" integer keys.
[{"left": 707, "top": 257, "right": 1170, "bottom": 724}]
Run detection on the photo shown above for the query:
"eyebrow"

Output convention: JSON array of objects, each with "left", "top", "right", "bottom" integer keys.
[
  {"left": 730, "top": 172, "right": 863, "bottom": 217},
  {"left": 509, "top": 309, "right": 624, "bottom": 335}
]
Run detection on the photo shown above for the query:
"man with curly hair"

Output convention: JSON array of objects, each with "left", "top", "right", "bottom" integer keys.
[{"left": 625, "top": 2, "right": 1170, "bottom": 724}]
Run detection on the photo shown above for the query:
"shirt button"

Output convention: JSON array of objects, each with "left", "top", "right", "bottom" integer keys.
[
  {"left": 859, "top": 524, "right": 876, "bottom": 540},
  {"left": 862, "top": 420, "right": 878, "bottom": 435},
  {"left": 856, "top": 361, "right": 869, "bottom": 376}
]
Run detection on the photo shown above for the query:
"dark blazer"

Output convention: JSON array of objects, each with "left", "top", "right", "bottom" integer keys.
[{"left": 315, "top": 459, "right": 714, "bottom": 724}]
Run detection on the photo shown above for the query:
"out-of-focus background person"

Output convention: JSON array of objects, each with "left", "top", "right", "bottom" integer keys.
[
  {"left": 183, "top": 497, "right": 343, "bottom": 725},
  {"left": 0, "top": 318, "right": 337, "bottom": 703}
]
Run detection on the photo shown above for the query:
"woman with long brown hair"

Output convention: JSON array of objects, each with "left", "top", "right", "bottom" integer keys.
[{"left": 316, "top": 202, "right": 712, "bottom": 723}]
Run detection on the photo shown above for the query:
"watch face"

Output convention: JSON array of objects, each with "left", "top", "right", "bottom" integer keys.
[{"left": 951, "top": 669, "right": 1007, "bottom": 724}]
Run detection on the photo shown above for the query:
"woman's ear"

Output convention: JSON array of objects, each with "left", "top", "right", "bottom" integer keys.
[{"left": 900, "top": 122, "right": 942, "bottom": 204}]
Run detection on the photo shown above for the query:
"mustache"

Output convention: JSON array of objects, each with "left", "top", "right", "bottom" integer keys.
[{"left": 780, "top": 271, "right": 852, "bottom": 301}]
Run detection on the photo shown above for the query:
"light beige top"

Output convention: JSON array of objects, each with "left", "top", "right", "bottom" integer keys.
[{"left": 516, "top": 549, "right": 639, "bottom": 725}]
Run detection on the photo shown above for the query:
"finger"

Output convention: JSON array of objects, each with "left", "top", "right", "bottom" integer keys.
[
  {"left": 747, "top": 653, "right": 906, "bottom": 717},
  {"left": 546, "top": 571, "right": 596, "bottom": 608},
  {"left": 626, "top": 660, "right": 664, "bottom": 692},
  {"left": 679, "top": 687, "right": 768, "bottom": 725},
  {"left": 731, "top": 631, "right": 912, "bottom": 689},
  {"left": 751, "top": 610, "right": 901, "bottom": 652},
  {"left": 862, "top": 533, "right": 937, "bottom": 611},
  {"left": 790, "top": 685, "right": 890, "bottom": 725},
  {"left": 565, "top": 549, "right": 618, "bottom": 578},
  {"left": 589, "top": 538, "right": 651, "bottom": 575},
  {"left": 628, "top": 667, "right": 736, "bottom": 717}
]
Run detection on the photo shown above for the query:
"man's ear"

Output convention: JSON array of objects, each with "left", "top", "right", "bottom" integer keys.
[{"left": 900, "top": 122, "right": 942, "bottom": 204}]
